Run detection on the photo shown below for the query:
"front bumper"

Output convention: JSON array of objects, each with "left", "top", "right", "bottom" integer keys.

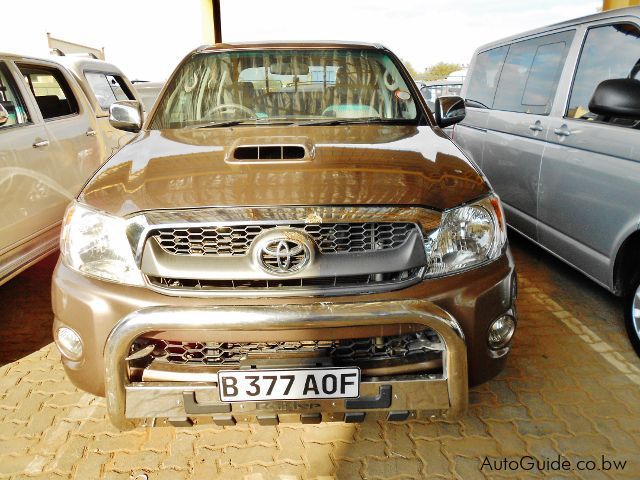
[
  {"left": 104, "top": 300, "right": 467, "bottom": 429},
  {"left": 52, "top": 250, "right": 515, "bottom": 428}
]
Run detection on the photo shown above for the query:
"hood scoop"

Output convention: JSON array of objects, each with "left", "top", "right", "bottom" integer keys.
[{"left": 227, "top": 141, "right": 312, "bottom": 164}]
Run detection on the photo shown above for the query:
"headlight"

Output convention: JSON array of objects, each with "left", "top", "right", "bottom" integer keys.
[
  {"left": 424, "top": 194, "right": 506, "bottom": 277},
  {"left": 60, "top": 201, "right": 144, "bottom": 286}
]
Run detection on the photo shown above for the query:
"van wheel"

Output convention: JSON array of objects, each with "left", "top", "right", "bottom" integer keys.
[{"left": 625, "top": 279, "right": 640, "bottom": 357}]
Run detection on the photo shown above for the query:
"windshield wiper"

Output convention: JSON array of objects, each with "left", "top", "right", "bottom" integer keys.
[
  {"left": 194, "top": 119, "right": 256, "bottom": 129},
  {"left": 464, "top": 99, "right": 490, "bottom": 109},
  {"left": 296, "top": 117, "right": 400, "bottom": 126},
  {"left": 194, "top": 118, "right": 297, "bottom": 129}
]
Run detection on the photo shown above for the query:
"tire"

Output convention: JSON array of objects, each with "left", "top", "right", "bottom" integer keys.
[{"left": 624, "top": 278, "right": 640, "bottom": 357}]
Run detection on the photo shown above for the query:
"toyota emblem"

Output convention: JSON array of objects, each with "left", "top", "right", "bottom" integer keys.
[{"left": 255, "top": 231, "right": 313, "bottom": 275}]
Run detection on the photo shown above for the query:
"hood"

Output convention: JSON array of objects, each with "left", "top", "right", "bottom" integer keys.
[{"left": 79, "top": 125, "right": 489, "bottom": 216}]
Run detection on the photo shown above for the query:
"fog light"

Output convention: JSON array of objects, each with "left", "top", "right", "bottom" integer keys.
[
  {"left": 488, "top": 315, "right": 515, "bottom": 350},
  {"left": 55, "top": 327, "right": 84, "bottom": 361}
]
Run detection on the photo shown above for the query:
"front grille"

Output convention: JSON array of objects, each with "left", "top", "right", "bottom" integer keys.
[
  {"left": 147, "top": 268, "right": 421, "bottom": 292},
  {"left": 153, "top": 222, "right": 415, "bottom": 256},
  {"left": 130, "top": 329, "right": 443, "bottom": 373}
]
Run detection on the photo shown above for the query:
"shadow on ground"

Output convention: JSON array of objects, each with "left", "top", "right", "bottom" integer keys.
[{"left": 0, "top": 252, "right": 58, "bottom": 367}]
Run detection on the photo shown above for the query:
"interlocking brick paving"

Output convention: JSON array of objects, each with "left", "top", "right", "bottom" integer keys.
[{"left": 1, "top": 234, "right": 639, "bottom": 479}]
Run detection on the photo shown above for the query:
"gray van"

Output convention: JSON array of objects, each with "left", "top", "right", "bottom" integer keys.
[{"left": 454, "top": 6, "right": 640, "bottom": 355}]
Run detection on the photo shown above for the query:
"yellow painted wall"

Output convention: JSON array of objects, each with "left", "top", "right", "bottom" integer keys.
[{"left": 603, "top": 0, "right": 640, "bottom": 10}]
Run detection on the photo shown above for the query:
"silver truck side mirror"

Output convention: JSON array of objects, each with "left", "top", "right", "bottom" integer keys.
[
  {"left": 0, "top": 104, "right": 9, "bottom": 126},
  {"left": 109, "top": 100, "right": 143, "bottom": 132}
]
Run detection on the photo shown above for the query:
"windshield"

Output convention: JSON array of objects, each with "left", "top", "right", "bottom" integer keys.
[{"left": 150, "top": 48, "right": 419, "bottom": 129}]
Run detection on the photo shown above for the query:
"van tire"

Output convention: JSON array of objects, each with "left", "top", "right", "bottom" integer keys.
[{"left": 625, "top": 278, "right": 640, "bottom": 357}]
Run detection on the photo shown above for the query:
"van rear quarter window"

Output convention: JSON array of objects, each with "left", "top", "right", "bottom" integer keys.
[
  {"left": 493, "top": 30, "right": 574, "bottom": 115},
  {"left": 465, "top": 46, "right": 508, "bottom": 108}
]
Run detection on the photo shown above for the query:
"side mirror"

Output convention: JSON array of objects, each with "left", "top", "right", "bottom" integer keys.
[
  {"left": 434, "top": 95, "right": 466, "bottom": 128},
  {"left": 0, "top": 104, "right": 8, "bottom": 126},
  {"left": 109, "top": 100, "right": 143, "bottom": 132},
  {"left": 589, "top": 78, "right": 640, "bottom": 119}
]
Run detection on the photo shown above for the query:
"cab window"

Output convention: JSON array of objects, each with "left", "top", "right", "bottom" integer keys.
[
  {"left": 567, "top": 23, "right": 640, "bottom": 127},
  {"left": 0, "top": 63, "right": 30, "bottom": 128},
  {"left": 18, "top": 64, "right": 79, "bottom": 120},
  {"left": 85, "top": 72, "right": 134, "bottom": 110}
]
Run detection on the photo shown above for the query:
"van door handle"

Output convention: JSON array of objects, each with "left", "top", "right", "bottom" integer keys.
[
  {"left": 32, "top": 139, "right": 50, "bottom": 148},
  {"left": 554, "top": 125, "right": 571, "bottom": 137},
  {"left": 529, "top": 121, "right": 543, "bottom": 132},
  {"left": 85, "top": 129, "right": 96, "bottom": 136}
]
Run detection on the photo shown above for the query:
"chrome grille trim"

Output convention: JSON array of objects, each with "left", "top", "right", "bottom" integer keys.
[
  {"left": 153, "top": 222, "right": 415, "bottom": 256},
  {"left": 125, "top": 206, "right": 441, "bottom": 297},
  {"left": 125, "top": 206, "right": 442, "bottom": 265}
]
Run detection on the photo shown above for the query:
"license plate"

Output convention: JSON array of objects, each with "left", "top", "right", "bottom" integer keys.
[{"left": 218, "top": 367, "right": 360, "bottom": 402}]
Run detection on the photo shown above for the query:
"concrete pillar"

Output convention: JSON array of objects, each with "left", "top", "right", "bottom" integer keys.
[
  {"left": 603, "top": 0, "right": 640, "bottom": 10},
  {"left": 201, "top": 0, "right": 215, "bottom": 43},
  {"left": 201, "top": 0, "right": 222, "bottom": 44}
]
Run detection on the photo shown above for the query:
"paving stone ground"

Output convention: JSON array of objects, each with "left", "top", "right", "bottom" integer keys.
[{"left": 1, "top": 232, "right": 639, "bottom": 479}]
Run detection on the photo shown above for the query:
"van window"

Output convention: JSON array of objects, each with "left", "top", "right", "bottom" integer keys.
[
  {"left": 18, "top": 64, "right": 79, "bottom": 120},
  {"left": 465, "top": 46, "right": 508, "bottom": 108},
  {"left": 85, "top": 72, "right": 134, "bottom": 110},
  {"left": 567, "top": 23, "right": 640, "bottom": 126},
  {"left": 0, "top": 63, "right": 30, "bottom": 128},
  {"left": 493, "top": 31, "right": 574, "bottom": 115}
]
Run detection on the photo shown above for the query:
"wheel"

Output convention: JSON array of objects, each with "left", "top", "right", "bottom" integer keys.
[{"left": 624, "top": 278, "right": 640, "bottom": 357}]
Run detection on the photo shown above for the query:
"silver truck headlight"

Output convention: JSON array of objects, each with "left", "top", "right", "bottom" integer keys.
[
  {"left": 424, "top": 194, "right": 506, "bottom": 278},
  {"left": 60, "top": 201, "right": 144, "bottom": 286}
]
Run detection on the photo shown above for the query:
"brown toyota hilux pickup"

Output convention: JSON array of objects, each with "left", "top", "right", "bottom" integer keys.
[{"left": 52, "top": 42, "right": 517, "bottom": 429}]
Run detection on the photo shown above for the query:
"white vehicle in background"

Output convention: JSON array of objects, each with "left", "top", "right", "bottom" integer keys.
[
  {"left": 416, "top": 80, "right": 464, "bottom": 111},
  {"left": 0, "top": 52, "right": 140, "bottom": 285},
  {"left": 132, "top": 80, "right": 165, "bottom": 112}
]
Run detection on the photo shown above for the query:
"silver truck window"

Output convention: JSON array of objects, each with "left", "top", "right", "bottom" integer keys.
[
  {"left": 0, "top": 62, "right": 30, "bottom": 128},
  {"left": 18, "top": 64, "right": 79, "bottom": 120},
  {"left": 567, "top": 23, "right": 640, "bottom": 127},
  {"left": 85, "top": 72, "right": 134, "bottom": 110},
  {"left": 493, "top": 30, "right": 574, "bottom": 115}
]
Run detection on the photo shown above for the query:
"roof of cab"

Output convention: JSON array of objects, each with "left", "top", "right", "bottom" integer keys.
[
  {"left": 54, "top": 56, "right": 126, "bottom": 76},
  {"left": 197, "top": 40, "right": 386, "bottom": 53},
  {"left": 476, "top": 6, "right": 640, "bottom": 52},
  {"left": 0, "top": 51, "right": 67, "bottom": 64}
]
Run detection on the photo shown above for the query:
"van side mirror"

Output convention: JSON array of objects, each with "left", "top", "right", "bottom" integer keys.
[
  {"left": 109, "top": 100, "right": 143, "bottom": 132},
  {"left": 0, "top": 104, "right": 8, "bottom": 126},
  {"left": 434, "top": 95, "right": 466, "bottom": 128},
  {"left": 589, "top": 78, "right": 640, "bottom": 119}
]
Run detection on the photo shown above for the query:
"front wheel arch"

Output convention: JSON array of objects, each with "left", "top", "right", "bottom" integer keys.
[{"left": 613, "top": 230, "right": 640, "bottom": 296}]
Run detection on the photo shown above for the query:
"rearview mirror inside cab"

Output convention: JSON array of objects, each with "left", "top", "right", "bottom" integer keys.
[
  {"left": 0, "top": 103, "right": 8, "bottom": 126},
  {"left": 434, "top": 95, "right": 466, "bottom": 128},
  {"left": 109, "top": 100, "right": 143, "bottom": 133},
  {"left": 589, "top": 78, "right": 640, "bottom": 120},
  {"left": 269, "top": 62, "right": 310, "bottom": 76}
]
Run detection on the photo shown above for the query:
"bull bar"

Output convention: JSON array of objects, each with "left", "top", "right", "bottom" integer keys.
[{"left": 104, "top": 299, "right": 468, "bottom": 429}]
